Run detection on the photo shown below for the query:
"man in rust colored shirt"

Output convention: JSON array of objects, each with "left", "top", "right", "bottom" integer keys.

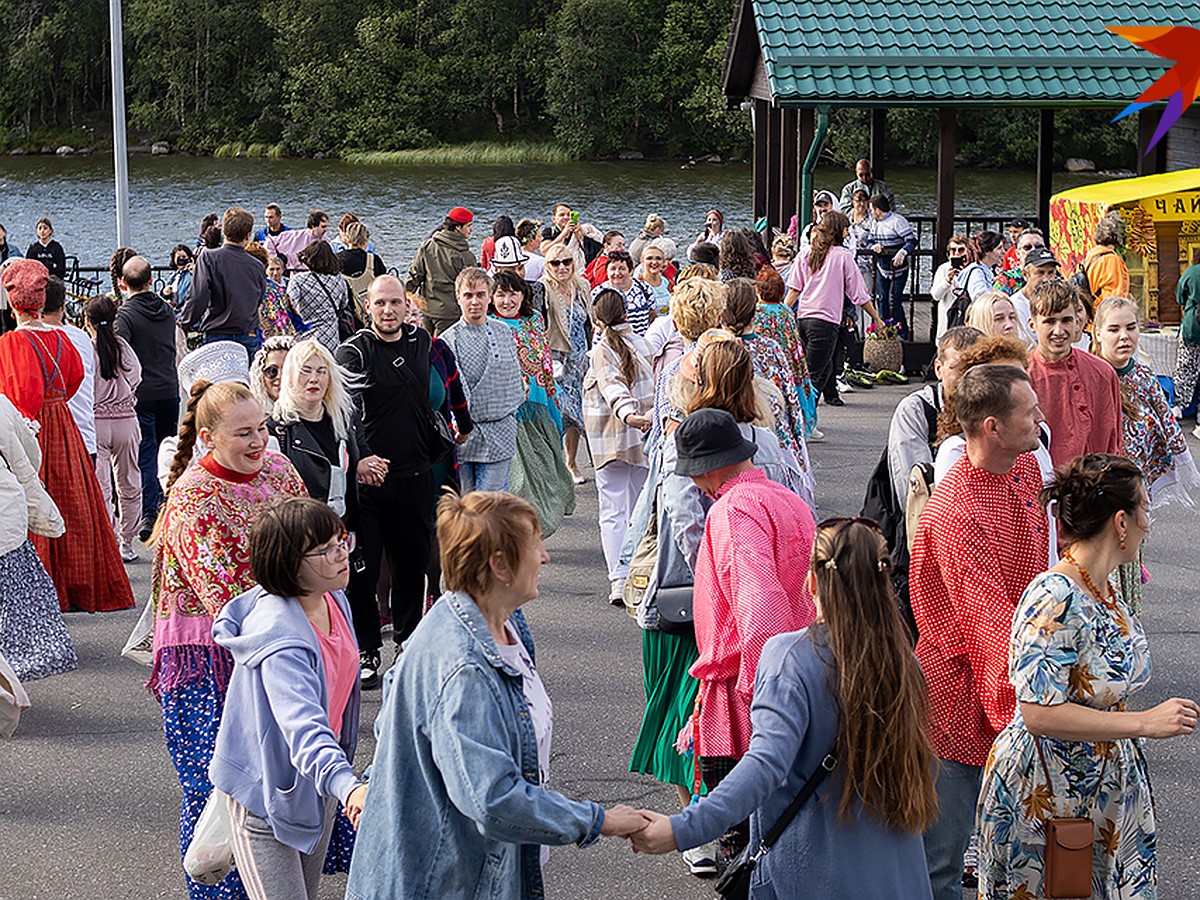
[
  {"left": 1025, "top": 278, "right": 1123, "bottom": 467},
  {"left": 910, "top": 364, "right": 1050, "bottom": 900}
]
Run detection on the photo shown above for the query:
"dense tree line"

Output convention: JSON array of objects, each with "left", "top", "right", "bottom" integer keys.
[
  {"left": 1, "top": 0, "right": 747, "bottom": 156},
  {"left": 1, "top": 0, "right": 1136, "bottom": 166}
]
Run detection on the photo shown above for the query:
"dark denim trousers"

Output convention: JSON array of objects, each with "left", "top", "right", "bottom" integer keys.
[
  {"left": 135, "top": 396, "right": 181, "bottom": 520},
  {"left": 875, "top": 268, "right": 910, "bottom": 339},
  {"left": 922, "top": 757, "right": 983, "bottom": 900}
]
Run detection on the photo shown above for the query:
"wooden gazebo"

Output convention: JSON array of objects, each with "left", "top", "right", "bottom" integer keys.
[{"left": 721, "top": 0, "right": 1187, "bottom": 262}]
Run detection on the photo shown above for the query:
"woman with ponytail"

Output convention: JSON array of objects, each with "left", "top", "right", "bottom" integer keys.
[
  {"left": 583, "top": 289, "right": 654, "bottom": 602},
  {"left": 632, "top": 518, "right": 938, "bottom": 897},
  {"left": 88, "top": 295, "right": 144, "bottom": 561},
  {"left": 148, "top": 378, "right": 313, "bottom": 899},
  {"left": 784, "top": 211, "right": 886, "bottom": 408}
]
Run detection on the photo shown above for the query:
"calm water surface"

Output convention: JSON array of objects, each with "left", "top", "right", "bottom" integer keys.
[{"left": 0, "top": 155, "right": 1104, "bottom": 268}]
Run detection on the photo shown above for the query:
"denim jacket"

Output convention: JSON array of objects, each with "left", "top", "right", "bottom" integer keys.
[{"left": 345, "top": 592, "right": 604, "bottom": 900}]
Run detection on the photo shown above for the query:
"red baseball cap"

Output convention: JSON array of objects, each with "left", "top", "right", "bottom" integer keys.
[{"left": 447, "top": 207, "right": 474, "bottom": 225}]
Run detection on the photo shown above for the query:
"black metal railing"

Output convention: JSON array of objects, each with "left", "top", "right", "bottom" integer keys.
[
  {"left": 59, "top": 257, "right": 402, "bottom": 327},
  {"left": 856, "top": 213, "right": 1037, "bottom": 343}
]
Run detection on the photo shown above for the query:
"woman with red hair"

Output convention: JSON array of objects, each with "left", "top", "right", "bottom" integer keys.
[{"left": 0, "top": 259, "right": 134, "bottom": 613}]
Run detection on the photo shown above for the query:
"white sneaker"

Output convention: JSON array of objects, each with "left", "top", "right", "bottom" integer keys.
[
  {"left": 837, "top": 378, "right": 854, "bottom": 394},
  {"left": 1193, "top": 424, "right": 1200, "bottom": 442},
  {"left": 807, "top": 428, "right": 825, "bottom": 443},
  {"left": 120, "top": 543, "right": 139, "bottom": 562},
  {"left": 608, "top": 579, "right": 625, "bottom": 606},
  {"left": 682, "top": 845, "right": 718, "bottom": 876}
]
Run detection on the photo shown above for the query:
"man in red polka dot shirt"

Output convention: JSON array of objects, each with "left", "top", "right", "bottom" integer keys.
[{"left": 909, "top": 364, "right": 1050, "bottom": 900}]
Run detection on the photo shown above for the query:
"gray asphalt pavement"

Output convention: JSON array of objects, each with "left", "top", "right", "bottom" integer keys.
[{"left": 2, "top": 380, "right": 1198, "bottom": 900}]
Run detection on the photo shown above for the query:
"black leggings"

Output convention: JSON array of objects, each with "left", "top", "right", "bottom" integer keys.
[{"left": 348, "top": 470, "right": 435, "bottom": 653}]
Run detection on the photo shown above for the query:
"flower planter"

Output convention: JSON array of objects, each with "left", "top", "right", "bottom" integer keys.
[{"left": 862, "top": 338, "right": 904, "bottom": 373}]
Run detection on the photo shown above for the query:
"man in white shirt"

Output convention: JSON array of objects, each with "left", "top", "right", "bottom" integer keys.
[
  {"left": 42, "top": 277, "right": 96, "bottom": 459},
  {"left": 1009, "top": 248, "right": 1060, "bottom": 346}
]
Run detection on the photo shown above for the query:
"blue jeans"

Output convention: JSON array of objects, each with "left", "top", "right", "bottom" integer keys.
[
  {"left": 136, "top": 396, "right": 180, "bottom": 521},
  {"left": 202, "top": 331, "right": 259, "bottom": 362},
  {"left": 458, "top": 459, "right": 511, "bottom": 494},
  {"left": 923, "top": 757, "right": 983, "bottom": 900},
  {"left": 875, "top": 268, "right": 910, "bottom": 339}
]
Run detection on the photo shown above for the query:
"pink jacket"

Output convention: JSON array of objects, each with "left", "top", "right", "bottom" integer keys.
[
  {"left": 689, "top": 468, "right": 816, "bottom": 757},
  {"left": 92, "top": 336, "right": 142, "bottom": 419}
]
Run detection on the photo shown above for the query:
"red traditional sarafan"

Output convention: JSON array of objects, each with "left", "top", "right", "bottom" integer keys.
[{"left": 0, "top": 326, "right": 135, "bottom": 612}]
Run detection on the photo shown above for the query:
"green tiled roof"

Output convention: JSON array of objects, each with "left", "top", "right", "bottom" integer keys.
[{"left": 740, "top": 0, "right": 1178, "bottom": 106}]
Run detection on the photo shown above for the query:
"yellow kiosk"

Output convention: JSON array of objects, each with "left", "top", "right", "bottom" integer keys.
[{"left": 1049, "top": 169, "right": 1200, "bottom": 324}]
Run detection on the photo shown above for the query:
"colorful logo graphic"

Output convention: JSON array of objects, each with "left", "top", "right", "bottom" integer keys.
[{"left": 1109, "top": 26, "right": 1200, "bottom": 154}]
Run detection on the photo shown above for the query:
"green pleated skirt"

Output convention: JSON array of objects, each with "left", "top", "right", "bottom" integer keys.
[{"left": 629, "top": 627, "right": 704, "bottom": 791}]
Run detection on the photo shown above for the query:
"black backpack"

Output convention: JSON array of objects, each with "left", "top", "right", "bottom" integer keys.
[
  {"left": 1068, "top": 264, "right": 1091, "bottom": 299},
  {"left": 946, "top": 263, "right": 983, "bottom": 329},
  {"left": 860, "top": 391, "right": 940, "bottom": 644}
]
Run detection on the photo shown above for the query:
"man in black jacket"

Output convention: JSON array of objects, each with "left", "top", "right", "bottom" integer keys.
[
  {"left": 115, "top": 256, "right": 181, "bottom": 539},
  {"left": 335, "top": 274, "right": 438, "bottom": 688},
  {"left": 181, "top": 206, "right": 264, "bottom": 359}
]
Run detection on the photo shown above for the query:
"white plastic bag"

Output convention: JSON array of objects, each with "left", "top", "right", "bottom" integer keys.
[
  {"left": 120, "top": 596, "right": 156, "bottom": 665},
  {"left": 184, "top": 789, "right": 235, "bottom": 885},
  {"left": 0, "top": 650, "right": 31, "bottom": 738}
]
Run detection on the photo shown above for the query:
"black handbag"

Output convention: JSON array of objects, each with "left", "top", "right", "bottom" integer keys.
[
  {"left": 713, "top": 748, "right": 837, "bottom": 900},
  {"left": 651, "top": 502, "right": 695, "bottom": 635},
  {"left": 393, "top": 354, "right": 457, "bottom": 464},
  {"left": 655, "top": 585, "right": 693, "bottom": 634}
]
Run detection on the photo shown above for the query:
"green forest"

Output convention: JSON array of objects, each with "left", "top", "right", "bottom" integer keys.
[{"left": 0, "top": 0, "right": 1138, "bottom": 167}]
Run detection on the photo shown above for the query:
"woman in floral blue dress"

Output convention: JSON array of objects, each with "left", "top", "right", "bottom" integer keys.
[
  {"left": 541, "top": 244, "right": 593, "bottom": 482},
  {"left": 491, "top": 271, "right": 575, "bottom": 536},
  {"left": 976, "top": 454, "right": 1199, "bottom": 900}
]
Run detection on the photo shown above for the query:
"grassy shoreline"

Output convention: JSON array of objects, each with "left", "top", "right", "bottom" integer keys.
[{"left": 345, "top": 141, "right": 574, "bottom": 166}]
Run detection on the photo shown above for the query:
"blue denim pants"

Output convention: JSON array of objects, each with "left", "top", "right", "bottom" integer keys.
[
  {"left": 922, "top": 757, "right": 983, "bottom": 900},
  {"left": 458, "top": 459, "right": 512, "bottom": 494}
]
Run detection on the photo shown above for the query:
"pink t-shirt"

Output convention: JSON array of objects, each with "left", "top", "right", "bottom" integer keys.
[{"left": 310, "top": 593, "right": 357, "bottom": 737}]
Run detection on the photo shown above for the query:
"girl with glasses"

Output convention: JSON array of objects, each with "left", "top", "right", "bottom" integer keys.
[{"left": 211, "top": 497, "right": 367, "bottom": 900}]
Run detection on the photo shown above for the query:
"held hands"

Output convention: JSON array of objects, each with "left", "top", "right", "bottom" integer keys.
[
  {"left": 600, "top": 804, "right": 651, "bottom": 838},
  {"left": 344, "top": 783, "right": 368, "bottom": 829},
  {"left": 356, "top": 455, "right": 390, "bottom": 487},
  {"left": 628, "top": 810, "right": 677, "bottom": 855},
  {"left": 1139, "top": 697, "right": 1200, "bottom": 738}
]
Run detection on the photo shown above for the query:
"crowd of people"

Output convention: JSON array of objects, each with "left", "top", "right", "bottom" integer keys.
[{"left": 0, "top": 168, "right": 1198, "bottom": 900}]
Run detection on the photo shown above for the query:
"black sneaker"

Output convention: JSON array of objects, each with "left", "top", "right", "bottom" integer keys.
[
  {"left": 138, "top": 516, "right": 156, "bottom": 543},
  {"left": 359, "top": 650, "right": 380, "bottom": 690},
  {"left": 825, "top": 395, "right": 846, "bottom": 407}
]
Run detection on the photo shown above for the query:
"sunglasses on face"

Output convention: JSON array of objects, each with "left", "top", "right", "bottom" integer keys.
[
  {"left": 548, "top": 259, "right": 573, "bottom": 267},
  {"left": 263, "top": 365, "right": 281, "bottom": 379}
]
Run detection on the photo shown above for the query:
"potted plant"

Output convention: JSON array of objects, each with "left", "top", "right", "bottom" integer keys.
[{"left": 862, "top": 318, "right": 904, "bottom": 373}]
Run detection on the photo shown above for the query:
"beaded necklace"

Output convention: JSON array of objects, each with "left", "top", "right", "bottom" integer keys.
[{"left": 1062, "top": 546, "right": 1118, "bottom": 610}]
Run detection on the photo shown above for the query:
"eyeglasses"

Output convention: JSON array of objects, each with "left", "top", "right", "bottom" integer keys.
[
  {"left": 304, "top": 533, "right": 355, "bottom": 564},
  {"left": 548, "top": 259, "right": 573, "bottom": 267},
  {"left": 816, "top": 516, "right": 881, "bottom": 532},
  {"left": 263, "top": 365, "right": 281, "bottom": 379},
  {"left": 1019, "top": 242, "right": 1044, "bottom": 251}
]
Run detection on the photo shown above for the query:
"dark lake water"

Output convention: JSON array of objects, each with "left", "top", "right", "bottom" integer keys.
[{"left": 0, "top": 155, "right": 1105, "bottom": 269}]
